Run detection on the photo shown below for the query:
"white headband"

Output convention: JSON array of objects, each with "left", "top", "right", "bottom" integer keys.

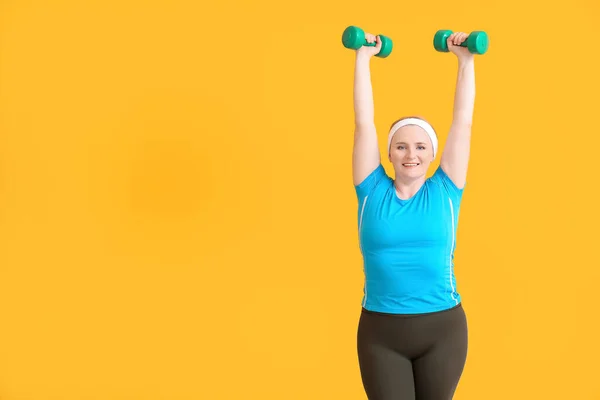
[{"left": 387, "top": 118, "right": 438, "bottom": 158}]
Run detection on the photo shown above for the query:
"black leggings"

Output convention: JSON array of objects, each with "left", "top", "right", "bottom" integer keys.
[{"left": 357, "top": 304, "right": 468, "bottom": 400}]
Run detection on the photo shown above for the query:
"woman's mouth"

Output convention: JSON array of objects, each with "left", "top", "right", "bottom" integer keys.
[{"left": 402, "top": 163, "right": 420, "bottom": 168}]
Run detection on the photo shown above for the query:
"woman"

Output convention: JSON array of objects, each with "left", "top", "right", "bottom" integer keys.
[{"left": 353, "top": 31, "right": 475, "bottom": 399}]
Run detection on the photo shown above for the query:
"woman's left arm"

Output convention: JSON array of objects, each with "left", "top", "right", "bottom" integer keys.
[{"left": 440, "top": 32, "right": 476, "bottom": 189}]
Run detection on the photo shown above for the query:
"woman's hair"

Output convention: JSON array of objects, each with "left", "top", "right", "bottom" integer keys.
[{"left": 388, "top": 115, "right": 436, "bottom": 133}]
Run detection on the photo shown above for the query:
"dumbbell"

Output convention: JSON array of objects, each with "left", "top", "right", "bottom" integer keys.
[
  {"left": 433, "top": 30, "right": 489, "bottom": 55},
  {"left": 342, "top": 26, "right": 393, "bottom": 58}
]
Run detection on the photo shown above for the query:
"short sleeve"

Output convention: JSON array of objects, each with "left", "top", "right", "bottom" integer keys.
[
  {"left": 430, "top": 165, "right": 465, "bottom": 205},
  {"left": 355, "top": 164, "right": 388, "bottom": 201}
]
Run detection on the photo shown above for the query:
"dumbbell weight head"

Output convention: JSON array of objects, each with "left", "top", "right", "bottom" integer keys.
[
  {"left": 466, "top": 31, "right": 489, "bottom": 55},
  {"left": 433, "top": 30, "right": 489, "bottom": 55},
  {"left": 342, "top": 26, "right": 393, "bottom": 58},
  {"left": 433, "top": 30, "right": 453, "bottom": 52},
  {"left": 342, "top": 26, "right": 366, "bottom": 50},
  {"left": 378, "top": 35, "right": 393, "bottom": 58}
]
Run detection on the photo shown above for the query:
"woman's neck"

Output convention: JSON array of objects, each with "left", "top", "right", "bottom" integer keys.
[{"left": 394, "top": 176, "right": 425, "bottom": 200}]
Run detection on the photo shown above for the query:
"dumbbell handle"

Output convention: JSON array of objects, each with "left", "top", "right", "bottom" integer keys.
[
  {"left": 454, "top": 35, "right": 476, "bottom": 48},
  {"left": 448, "top": 32, "right": 484, "bottom": 48},
  {"left": 443, "top": 31, "right": 488, "bottom": 54}
]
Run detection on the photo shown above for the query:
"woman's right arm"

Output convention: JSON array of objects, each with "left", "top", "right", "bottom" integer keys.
[{"left": 352, "top": 35, "right": 382, "bottom": 186}]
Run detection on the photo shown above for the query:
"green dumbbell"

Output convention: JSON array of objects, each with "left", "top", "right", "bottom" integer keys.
[
  {"left": 433, "top": 30, "right": 489, "bottom": 55},
  {"left": 342, "top": 26, "right": 393, "bottom": 58}
]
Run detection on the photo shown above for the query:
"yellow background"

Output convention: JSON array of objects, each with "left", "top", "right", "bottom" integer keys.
[{"left": 1, "top": 0, "right": 599, "bottom": 398}]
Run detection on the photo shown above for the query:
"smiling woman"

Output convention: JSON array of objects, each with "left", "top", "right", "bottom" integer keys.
[
  {"left": 350, "top": 29, "right": 476, "bottom": 400},
  {"left": 386, "top": 116, "right": 439, "bottom": 199}
]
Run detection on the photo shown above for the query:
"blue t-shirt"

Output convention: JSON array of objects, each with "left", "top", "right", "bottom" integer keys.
[{"left": 355, "top": 164, "right": 464, "bottom": 314}]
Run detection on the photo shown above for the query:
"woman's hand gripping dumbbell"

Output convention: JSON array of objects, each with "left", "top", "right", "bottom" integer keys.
[{"left": 342, "top": 26, "right": 393, "bottom": 58}]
